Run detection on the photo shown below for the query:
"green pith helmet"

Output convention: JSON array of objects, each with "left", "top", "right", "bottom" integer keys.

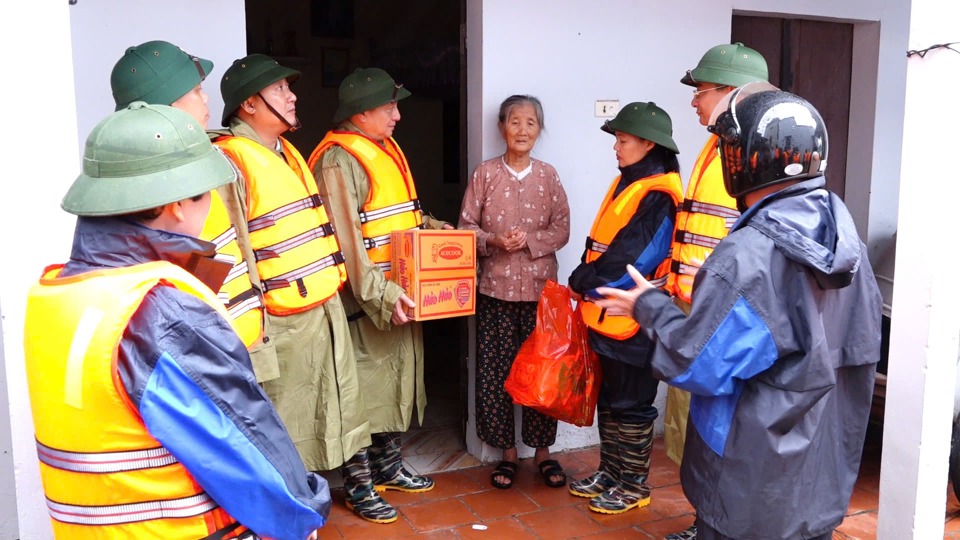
[
  {"left": 220, "top": 54, "right": 301, "bottom": 126},
  {"left": 111, "top": 40, "right": 213, "bottom": 111},
  {"left": 333, "top": 67, "right": 411, "bottom": 123},
  {"left": 601, "top": 102, "right": 679, "bottom": 154},
  {"left": 680, "top": 42, "right": 768, "bottom": 88},
  {"left": 62, "top": 102, "right": 236, "bottom": 217}
]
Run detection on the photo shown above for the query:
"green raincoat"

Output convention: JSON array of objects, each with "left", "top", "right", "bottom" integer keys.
[
  {"left": 311, "top": 122, "right": 446, "bottom": 433},
  {"left": 213, "top": 119, "right": 371, "bottom": 470}
]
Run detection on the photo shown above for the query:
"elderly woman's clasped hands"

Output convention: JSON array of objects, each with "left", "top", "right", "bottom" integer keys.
[{"left": 490, "top": 226, "right": 528, "bottom": 253}]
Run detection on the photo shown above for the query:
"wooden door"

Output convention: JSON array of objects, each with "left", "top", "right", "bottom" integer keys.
[{"left": 732, "top": 16, "right": 852, "bottom": 199}]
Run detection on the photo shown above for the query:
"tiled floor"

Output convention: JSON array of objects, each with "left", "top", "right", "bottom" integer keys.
[{"left": 317, "top": 420, "right": 960, "bottom": 539}]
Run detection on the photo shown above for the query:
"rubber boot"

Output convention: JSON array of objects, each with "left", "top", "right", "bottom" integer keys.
[
  {"left": 569, "top": 409, "right": 620, "bottom": 498},
  {"left": 589, "top": 420, "right": 653, "bottom": 514},
  {"left": 664, "top": 525, "right": 698, "bottom": 540},
  {"left": 369, "top": 432, "right": 435, "bottom": 493},
  {"left": 341, "top": 448, "right": 398, "bottom": 524}
]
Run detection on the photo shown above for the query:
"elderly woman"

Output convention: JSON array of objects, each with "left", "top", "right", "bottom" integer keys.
[
  {"left": 458, "top": 95, "right": 571, "bottom": 490},
  {"left": 568, "top": 102, "right": 683, "bottom": 514}
]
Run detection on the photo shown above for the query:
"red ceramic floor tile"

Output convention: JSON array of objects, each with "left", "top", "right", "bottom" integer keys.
[
  {"left": 454, "top": 517, "right": 539, "bottom": 540},
  {"left": 517, "top": 505, "right": 605, "bottom": 538},
  {"left": 636, "top": 515, "right": 698, "bottom": 539},
  {"left": 462, "top": 486, "right": 539, "bottom": 520},
  {"left": 517, "top": 479, "right": 587, "bottom": 510},
  {"left": 834, "top": 511, "right": 878, "bottom": 540},
  {"left": 575, "top": 527, "right": 654, "bottom": 540},
  {"left": 315, "top": 524, "right": 344, "bottom": 539},
  {"left": 846, "top": 486, "right": 879, "bottom": 514},
  {"left": 648, "top": 458, "right": 682, "bottom": 489},
  {"left": 417, "top": 469, "right": 487, "bottom": 501},
  {"left": 333, "top": 515, "right": 417, "bottom": 540},
  {"left": 402, "top": 498, "right": 480, "bottom": 532},
  {"left": 647, "top": 483, "right": 695, "bottom": 519}
]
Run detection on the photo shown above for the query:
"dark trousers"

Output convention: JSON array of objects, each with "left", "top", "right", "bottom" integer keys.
[
  {"left": 475, "top": 294, "right": 558, "bottom": 449},
  {"left": 597, "top": 354, "right": 660, "bottom": 423}
]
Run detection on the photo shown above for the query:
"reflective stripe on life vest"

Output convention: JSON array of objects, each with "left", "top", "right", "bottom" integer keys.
[
  {"left": 667, "top": 135, "right": 739, "bottom": 303},
  {"left": 581, "top": 173, "right": 683, "bottom": 339},
  {"left": 24, "top": 261, "right": 243, "bottom": 540},
  {"left": 308, "top": 131, "right": 423, "bottom": 279},
  {"left": 37, "top": 440, "right": 178, "bottom": 474},
  {"left": 46, "top": 492, "right": 218, "bottom": 526},
  {"left": 216, "top": 136, "right": 347, "bottom": 315},
  {"left": 199, "top": 189, "right": 263, "bottom": 348}
]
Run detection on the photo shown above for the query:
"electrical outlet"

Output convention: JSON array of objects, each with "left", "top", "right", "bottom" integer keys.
[{"left": 595, "top": 100, "right": 619, "bottom": 118}]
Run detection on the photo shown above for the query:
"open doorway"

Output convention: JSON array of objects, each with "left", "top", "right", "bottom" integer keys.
[{"left": 244, "top": 0, "right": 473, "bottom": 473}]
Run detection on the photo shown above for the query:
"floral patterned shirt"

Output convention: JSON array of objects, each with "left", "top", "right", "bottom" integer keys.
[{"left": 458, "top": 156, "right": 570, "bottom": 302}]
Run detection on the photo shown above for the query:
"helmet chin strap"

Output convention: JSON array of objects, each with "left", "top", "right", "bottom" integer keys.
[{"left": 257, "top": 91, "right": 302, "bottom": 132}]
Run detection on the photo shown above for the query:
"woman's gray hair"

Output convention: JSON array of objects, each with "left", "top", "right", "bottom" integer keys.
[{"left": 498, "top": 94, "right": 545, "bottom": 130}]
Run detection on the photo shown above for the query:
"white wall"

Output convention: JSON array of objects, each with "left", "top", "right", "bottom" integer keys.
[
  {"left": 1, "top": 3, "right": 79, "bottom": 538},
  {"left": 466, "top": 0, "right": 910, "bottom": 457},
  {"left": 0, "top": 2, "right": 246, "bottom": 539},
  {"left": 70, "top": 0, "right": 246, "bottom": 143}
]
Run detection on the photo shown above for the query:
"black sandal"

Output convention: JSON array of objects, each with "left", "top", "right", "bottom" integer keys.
[
  {"left": 537, "top": 459, "right": 566, "bottom": 488},
  {"left": 490, "top": 460, "right": 517, "bottom": 489}
]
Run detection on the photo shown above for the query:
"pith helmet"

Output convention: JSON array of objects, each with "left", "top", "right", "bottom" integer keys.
[
  {"left": 220, "top": 54, "right": 301, "bottom": 126},
  {"left": 681, "top": 42, "right": 768, "bottom": 88},
  {"left": 111, "top": 40, "right": 213, "bottom": 111},
  {"left": 62, "top": 102, "right": 236, "bottom": 217},
  {"left": 333, "top": 67, "right": 411, "bottom": 123},
  {"left": 601, "top": 102, "right": 679, "bottom": 154}
]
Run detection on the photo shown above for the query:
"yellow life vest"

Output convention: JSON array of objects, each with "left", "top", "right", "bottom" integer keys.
[
  {"left": 308, "top": 131, "right": 423, "bottom": 279},
  {"left": 199, "top": 189, "right": 262, "bottom": 347},
  {"left": 216, "top": 135, "right": 347, "bottom": 316},
  {"left": 581, "top": 173, "right": 683, "bottom": 339},
  {"left": 23, "top": 261, "right": 245, "bottom": 540},
  {"left": 667, "top": 135, "right": 740, "bottom": 303}
]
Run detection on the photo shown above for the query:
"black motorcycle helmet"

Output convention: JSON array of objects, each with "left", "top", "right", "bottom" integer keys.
[{"left": 709, "top": 88, "right": 828, "bottom": 199}]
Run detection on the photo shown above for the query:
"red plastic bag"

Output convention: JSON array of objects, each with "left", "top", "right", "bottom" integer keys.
[{"left": 504, "top": 280, "right": 601, "bottom": 427}]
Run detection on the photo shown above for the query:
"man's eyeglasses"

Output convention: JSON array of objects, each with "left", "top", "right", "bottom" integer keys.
[{"left": 692, "top": 85, "right": 726, "bottom": 97}]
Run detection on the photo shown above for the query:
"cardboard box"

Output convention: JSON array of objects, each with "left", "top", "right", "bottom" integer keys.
[{"left": 391, "top": 229, "right": 476, "bottom": 321}]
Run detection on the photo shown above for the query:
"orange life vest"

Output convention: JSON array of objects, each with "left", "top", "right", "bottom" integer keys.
[
  {"left": 581, "top": 173, "right": 683, "bottom": 339},
  {"left": 216, "top": 135, "right": 346, "bottom": 315},
  {"left": 199, "top": 189, "right": 262, "bottom": 347},
  {"left": 23, "top": 261, "right": 245, "bottom": 540},
  {"left": 666, "top": 135, "right": 740, "bottom": 303},
  {"left": 308, "top": 131, "right": 423, "bottom": 279}
]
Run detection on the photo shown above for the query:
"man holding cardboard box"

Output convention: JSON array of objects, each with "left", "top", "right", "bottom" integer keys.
[{"left": 308, "top": 67, "right": 452, "bottom": 522}]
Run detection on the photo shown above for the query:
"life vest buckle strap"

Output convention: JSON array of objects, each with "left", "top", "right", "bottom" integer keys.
[
  {"left": 261, "top": 251, "right": 346, "bottom": 293},
  {"left": 363, "top": 233, "right": 392, "bottom": 250},
  {"left": 585, "top": 237, "right": 608, "bottom": 253},
  {"left": 670, "top": 260, "right": 700, "bottom": 276},
  {"left": 678, "top": 199, "right": 741, "bottom": 219}
]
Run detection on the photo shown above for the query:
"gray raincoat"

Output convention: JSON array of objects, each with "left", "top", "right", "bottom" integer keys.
[{"left": 633, "top": 177, "right": 881, "bottom": 539}]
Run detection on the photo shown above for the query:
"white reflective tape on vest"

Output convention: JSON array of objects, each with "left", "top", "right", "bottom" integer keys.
[
  {"left": 37, "top": 441, "right": 179, "bottom": 473},
  {"left": 47, "top": 492, "right": 217, "bottom": 526}
]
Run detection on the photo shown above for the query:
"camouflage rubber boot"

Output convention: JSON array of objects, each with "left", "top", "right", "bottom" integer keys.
[
  {"left": 341, "top": 448, "right": 398, "bottom": 524},
  {"left": 369, "top": 432, "right": 435, "bottom": 493},
  {"left": 589, "top": 420, "right": 653, "bottom": 514},
  {"left": 569, "top": 409, "right": 620, "bottom": 498},
  {"left": 664, "top": 525, "right": 698, "bottom": 540}
]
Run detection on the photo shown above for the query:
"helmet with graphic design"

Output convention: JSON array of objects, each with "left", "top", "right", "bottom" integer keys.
[{"left": 708, "top": 86, "right": 828, "bottom": 199}]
